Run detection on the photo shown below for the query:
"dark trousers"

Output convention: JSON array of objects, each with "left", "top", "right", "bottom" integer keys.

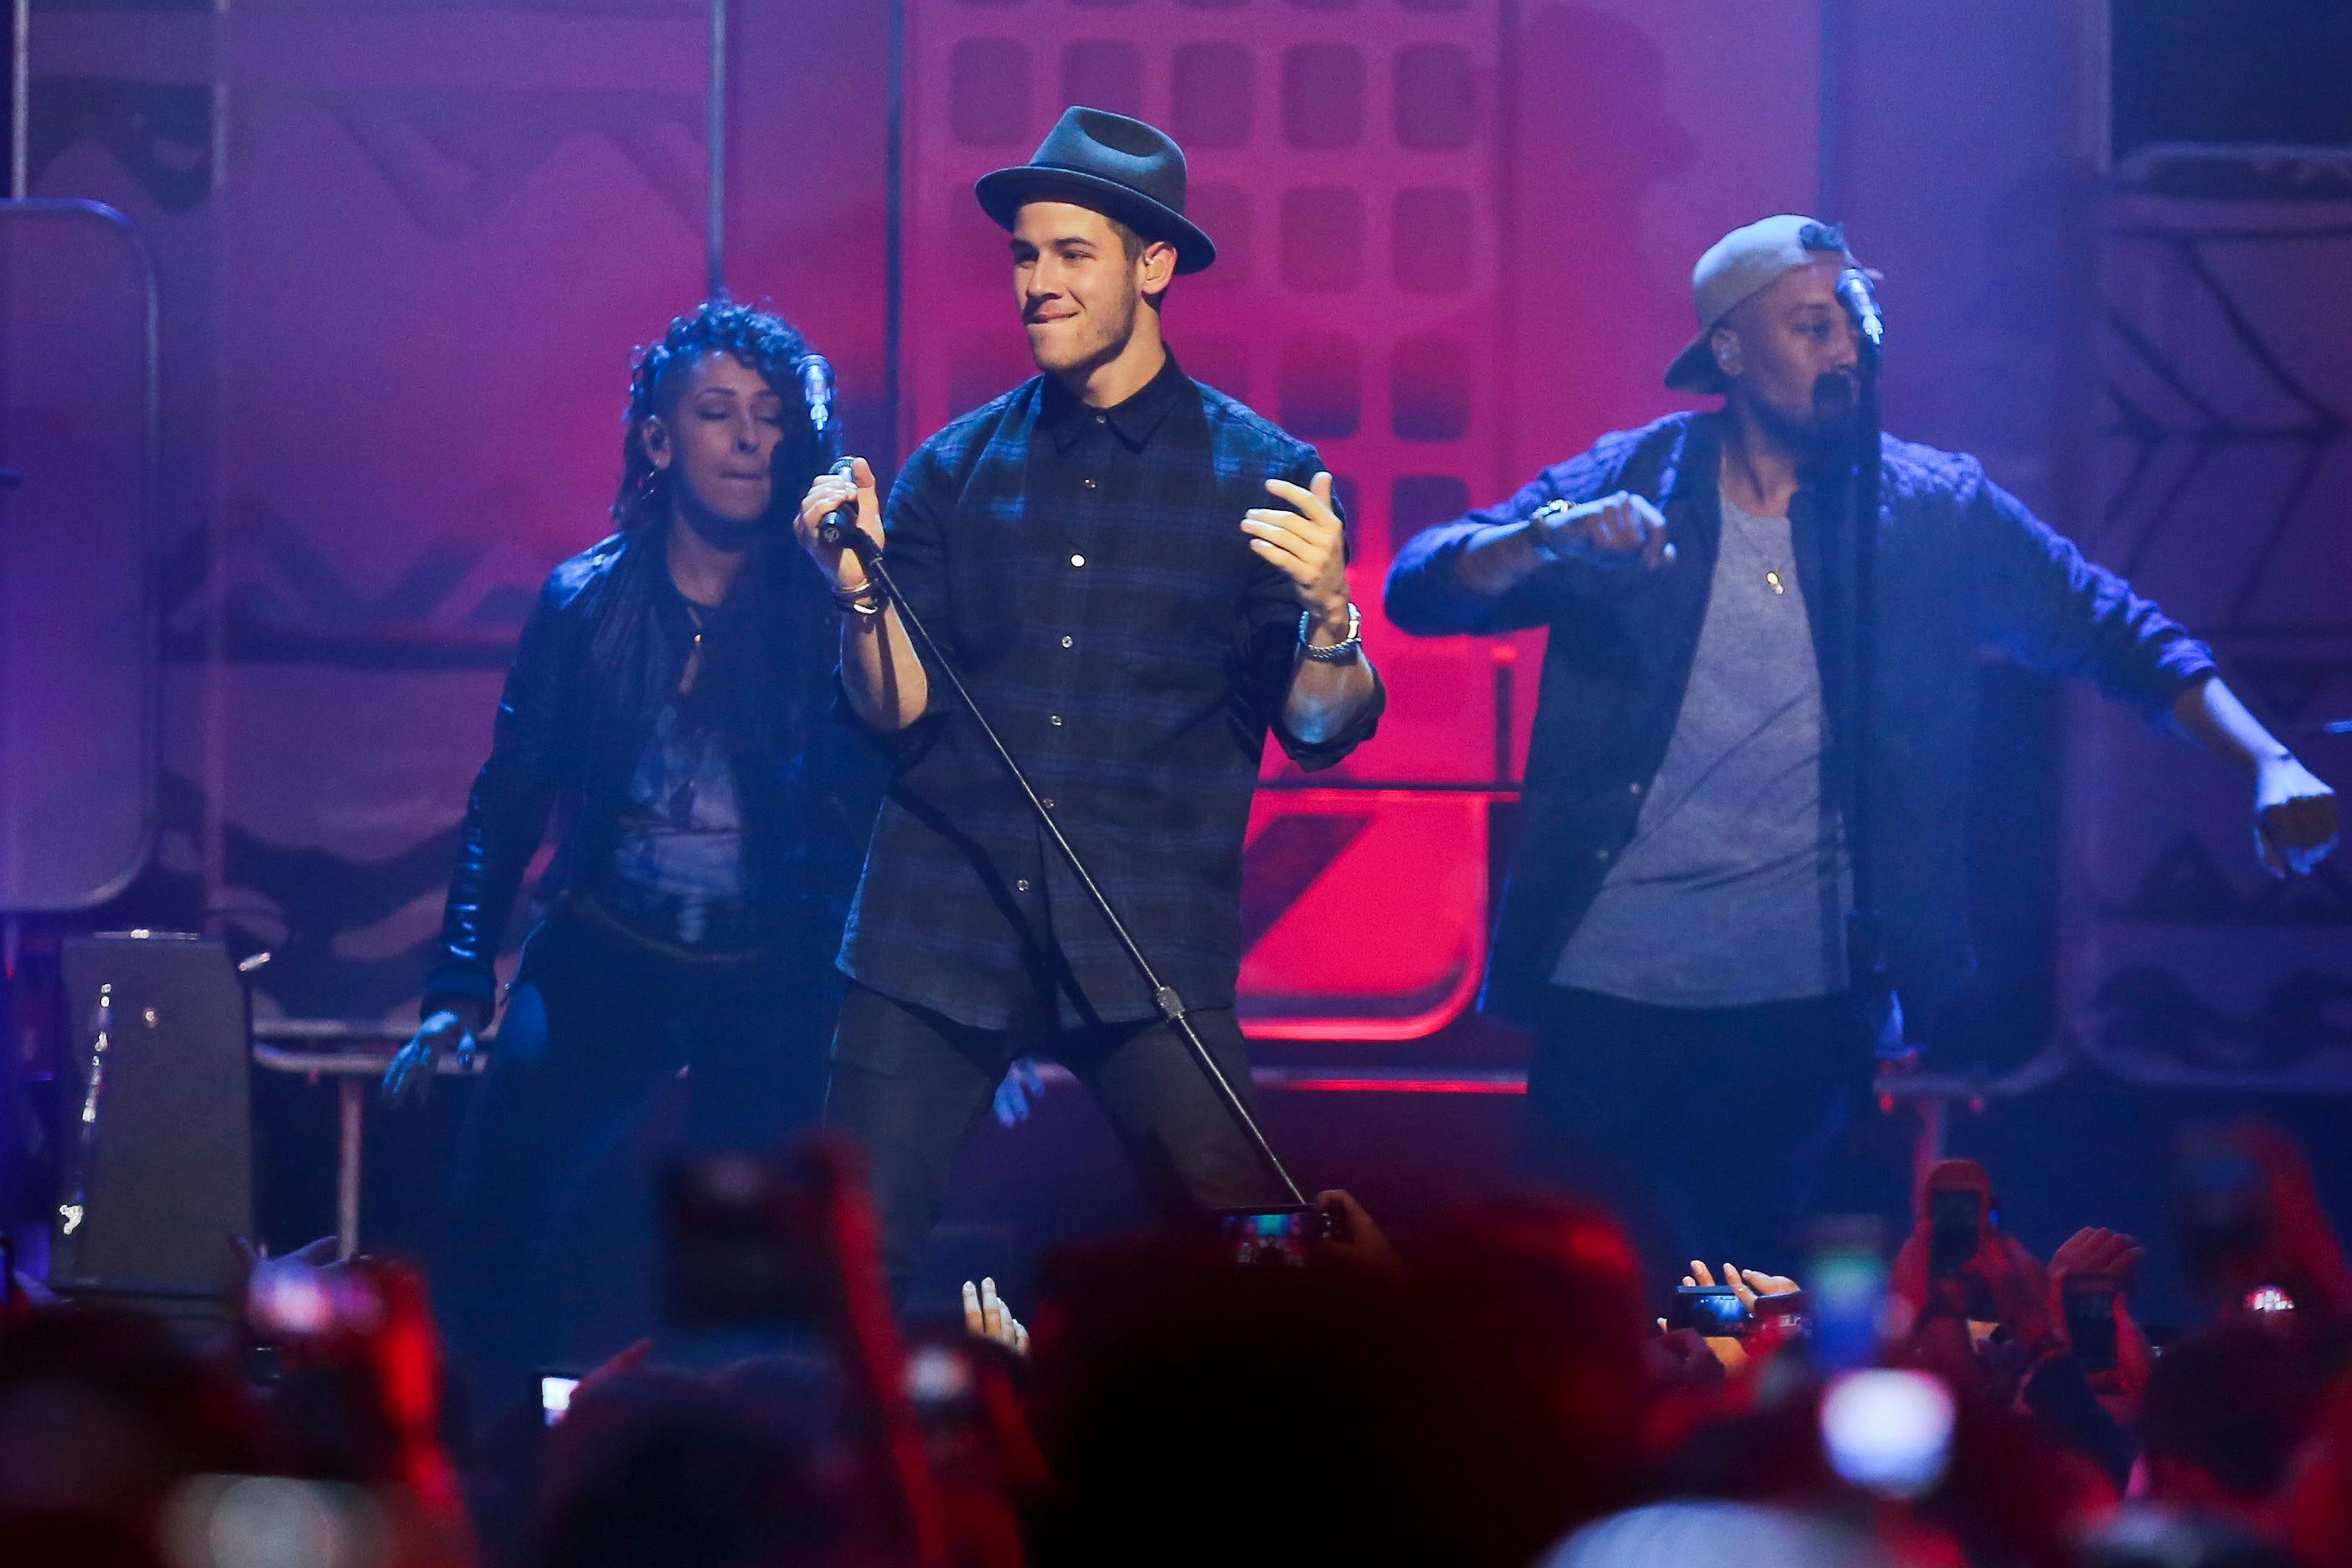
[
  {"left": 1522, "top": 986, "right": 1887, "bottom": 1288},
  {"left": 824, "top": 982, "right": 1288, "bottom": 1291},
  {"left": 436, "top": 910, "right": 836, "bottom": 1411}
]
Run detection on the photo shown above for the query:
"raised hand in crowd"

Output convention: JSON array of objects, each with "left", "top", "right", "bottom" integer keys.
[
  {"left": 1891, "top": 1158, "right": 2051, "bottom": 1341},
  {"left": 1684, "top": 1258, "right": 1800, "bottom": 1306},
  {"left": 2046, "top": 1225, "right": 2153, "bottom": 1421},
  {"left": 962, "top": 1277, "right": 1030, "bottom": 1357},
  {"left": 1313, "top": 1188, "right": 1404, "bottom": 1273},
  {"left": 1670, "top": 1260, "right": 1802, "bottom": 1376}
]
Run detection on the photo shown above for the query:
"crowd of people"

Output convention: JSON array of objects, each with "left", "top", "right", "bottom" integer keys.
[{"left": 4, "top": 1117, "right": 2350, "bottom": 1568}]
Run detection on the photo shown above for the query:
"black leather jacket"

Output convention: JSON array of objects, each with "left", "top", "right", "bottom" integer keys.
[{"left": 421, "top": 529, "right": 861, "bottom": 1023}]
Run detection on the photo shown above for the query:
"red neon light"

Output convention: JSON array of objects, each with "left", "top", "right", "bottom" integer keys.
[{"left": 1271, "top": 1077, "right": 1527, "bottom": 1096}]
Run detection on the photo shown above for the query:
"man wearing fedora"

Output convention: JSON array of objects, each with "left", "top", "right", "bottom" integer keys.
[
  {"left": 1385, "top": 215, "right": 2338, "bottom": 1277},
  {"left": 796, "top": 107, "right": 1384, "bottom": 1287}
]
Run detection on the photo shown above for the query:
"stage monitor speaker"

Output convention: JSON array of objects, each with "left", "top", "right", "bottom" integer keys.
[{"left": 53, "top": 933, "right": 252, "bottom": 1304}]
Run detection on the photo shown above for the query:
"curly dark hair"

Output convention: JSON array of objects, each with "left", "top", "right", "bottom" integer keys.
[
  {"left": 611, "top": 297, "right": 834, "bottom": 534},
  {"left": 578, "top": 298, "right": 850, "bottom": 818}
]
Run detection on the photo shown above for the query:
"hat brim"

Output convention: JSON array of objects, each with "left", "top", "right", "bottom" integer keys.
[
  {"left": 975, "top": 165, "right": 1216, "bottom": 275},
  {"left": 1663, "top": 330, "right": 1728, "bottom": 395}
]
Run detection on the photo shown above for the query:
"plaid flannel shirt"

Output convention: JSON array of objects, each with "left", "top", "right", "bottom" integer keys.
[{"left": 839, "top": 352, "right": 1385, "bottom": 1030}]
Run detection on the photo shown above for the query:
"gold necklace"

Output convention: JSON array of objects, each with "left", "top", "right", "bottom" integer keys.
[{"left": 1722, "top": 504, "right": 1792, "bottom": 596}]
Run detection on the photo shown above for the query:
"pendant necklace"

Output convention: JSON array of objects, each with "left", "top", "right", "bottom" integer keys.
[
  {"left": 680, "top": 599, "right": 709, "bottom": 694},
  {"left": 1725, "top": 504, "right": 1792, "bottom": 596}
]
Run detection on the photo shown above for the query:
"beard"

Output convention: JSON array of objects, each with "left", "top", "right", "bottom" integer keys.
[
  {"left": 1752, "top": 371, "right": 1863, "bottom": 459},
  {"left": 1026, "top": 285, "right": 1141, "bottom": 379}
]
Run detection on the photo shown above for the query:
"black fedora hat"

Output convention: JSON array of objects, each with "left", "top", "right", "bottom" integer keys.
[{"left": 975, "top": 106, "right": 1216, "bottom": 275}]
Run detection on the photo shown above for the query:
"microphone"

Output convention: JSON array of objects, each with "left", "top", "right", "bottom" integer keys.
[
  {"left": 1835, "top": 268, "right": 1884, "bottom": 354},
  {"left": 796, "top": 352, "right": 838, "bottom": 438},
  {"left": 818, "top": 456, "right": 861, "bottom": 549}
]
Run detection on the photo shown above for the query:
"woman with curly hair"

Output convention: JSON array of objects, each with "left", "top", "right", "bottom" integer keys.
[{"left": 383, "top": 300, "right": 863, "bottom": 1408}]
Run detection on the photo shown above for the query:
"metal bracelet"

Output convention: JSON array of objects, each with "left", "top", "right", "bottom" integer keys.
[{"left": 1298, "top": 601, "right": 1363, "bottom": 663}]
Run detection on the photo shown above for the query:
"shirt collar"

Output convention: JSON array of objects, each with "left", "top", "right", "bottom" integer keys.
[{"left": 1042, "top": 349, "right": 1188, "bottom": 454}]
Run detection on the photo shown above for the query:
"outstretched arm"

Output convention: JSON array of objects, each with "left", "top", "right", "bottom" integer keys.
[
  {"left": 2170, "top": 673, "right": 2339, "bottom": 875},
  {"left": 1963, "top": 470, "right": 2335, "bottom": 875}
]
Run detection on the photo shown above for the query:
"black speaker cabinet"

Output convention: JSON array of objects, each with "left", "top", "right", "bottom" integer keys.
[{"left": 52, "top": 933, "right": 252, "bottom": 1302}]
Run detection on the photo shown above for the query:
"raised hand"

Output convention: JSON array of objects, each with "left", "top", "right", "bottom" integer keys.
[
  {"left": 962, "top": 1277, "right": 1030, "bottom": 1355},
  {"left": 1244, "top": 471, "right": 1351, "bottom": 635},
  {"left": 1313, "top": 1188, "right": 1404, "bottom": 1273},
  {"left": 795, "top": 456, "right": 885, "bottom": 585},
  {"left": 1684, "top": 1258, "right": 1801, "bottom": 1308}
]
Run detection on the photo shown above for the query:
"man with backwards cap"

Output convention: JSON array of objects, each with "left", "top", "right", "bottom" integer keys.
[
  {"left": 797, "top": 108, "right": 1384, "bottom": 1288},
  {"left": 1386, "top": 215, "right": 2338, "bottom": 1276}
]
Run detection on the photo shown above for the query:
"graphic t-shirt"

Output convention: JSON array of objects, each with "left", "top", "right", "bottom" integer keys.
[{"left": 600, "top": 701, "right": 767, "bottom": 950}]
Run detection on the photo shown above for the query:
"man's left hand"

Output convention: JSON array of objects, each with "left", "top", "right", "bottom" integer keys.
[
  {"left": 2256, "top": 756, "right": 2339, "bottom": 876},
  {"left": 1245, "top": 472, "right": 1351, "bottom": 638}
]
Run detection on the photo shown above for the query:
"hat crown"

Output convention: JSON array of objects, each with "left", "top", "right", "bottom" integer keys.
[
  {"left": 1689, "top": 214, "right": 1853, "bottom": 328},
  {"left": 973, "top": 105, "right": 1218, "bottom": 272},
  {"left": 1662, "top": 214, "right": 1861, "bottom": 393},
  {"left": 1027, "top": 106, "right": 1188, "bottom": 214}
]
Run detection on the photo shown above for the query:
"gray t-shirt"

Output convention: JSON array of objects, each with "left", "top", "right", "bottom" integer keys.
[{"left": 1551, "top": 489, "right": 1849, "bottom": 1006}]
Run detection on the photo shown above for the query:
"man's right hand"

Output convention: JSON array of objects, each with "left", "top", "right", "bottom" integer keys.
[
  {"left": 381, "top": 1008, "right": 476, "bottom": 1106},
  {"left": 795, "top": 456, "right": 885, "bottom": 585},
  {"left": 1531, "top": 490, "right": 1676, "bottom": 569}
]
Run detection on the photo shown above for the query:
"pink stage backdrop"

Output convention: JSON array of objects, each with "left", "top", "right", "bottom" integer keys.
[
  {"left": 896, "top": 0, "right": 1816, "bottom": 1043},
  {"left": 22, "top": 0, "right": 1830, "bottom": 1052},
  {"left": 27, "top": 0, "right": 887, "bottom": 1025}
]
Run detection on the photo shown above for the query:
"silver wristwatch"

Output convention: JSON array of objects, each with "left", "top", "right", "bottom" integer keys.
[{"left": 1298, "top": 601, "right": 1364, "bottom": 663}]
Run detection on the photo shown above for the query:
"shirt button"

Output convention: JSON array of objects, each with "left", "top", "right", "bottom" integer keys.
[
  {"left": 1094, "top": 414, "right": 1106, "bottom": 424},
  {"left": 1039, "top": 797, "right": 1055, "bottom": 811},
  {"left": 1082, "top": 477, "right": 1097, "bottom": 489},
  {"left": 1595, "top": 848, "right": 1613, "bottom": 863},
  {"left": 1070, "top": 553, "right": 1086, "bottom": 568},
  {"left": 1628, "top": 781, "right": 1645, "bottom": 797},
  {"left": 1050, "top": 714, "right": 1064, "bottom": 726},
  {"left": 1016, "top": 879, "right": 1031, "bottom": 893},
  {"left": 1060, "top": 635, "right": 1074, "bottom": 648}
]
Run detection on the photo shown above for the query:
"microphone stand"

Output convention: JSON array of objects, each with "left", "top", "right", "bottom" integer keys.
[
  {"left": 824, "top": 518, "right": 1307, "bottom": 1205},
  {"left": 1839, "top": 283, "right": 1896, "bottom": 1050}
]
